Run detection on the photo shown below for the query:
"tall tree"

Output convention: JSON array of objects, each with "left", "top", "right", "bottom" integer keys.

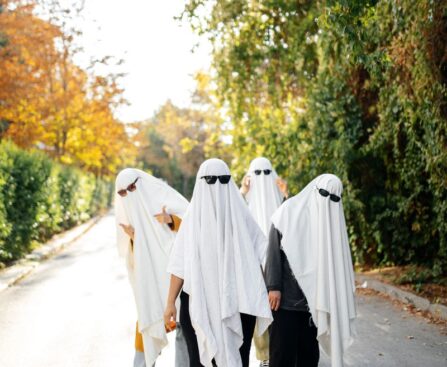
[
  {"left": 182, "top": 0, "right": 447, "bottom": 273},
  {"left": 0, "top": 0, "right": 135, "bottom": 176}
]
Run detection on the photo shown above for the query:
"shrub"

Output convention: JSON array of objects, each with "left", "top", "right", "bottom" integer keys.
[{"left": 0, "top": 141, "right": 113, "bottom": 265}]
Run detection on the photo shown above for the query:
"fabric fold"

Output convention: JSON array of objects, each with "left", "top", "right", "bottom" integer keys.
[
  {"left": 244, "top": 157, "right": 283, "bottom": 237},
  {"left": 115, "top": 168, "right": 189, "bottom": 366},
  {"left": 271, "top": 173, "right": 356, "bottom": 367},
  {"left": 168, "top": 158, "right": 273, "bottom": 367}
]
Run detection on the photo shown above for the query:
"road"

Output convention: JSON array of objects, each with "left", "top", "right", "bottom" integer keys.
[{"left": 0, "top": 213, "right": 446, "bottom": 367}]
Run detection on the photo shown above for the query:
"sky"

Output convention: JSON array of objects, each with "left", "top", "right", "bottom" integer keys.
[{"left": 73, "top": 0, "right": 211, "bottom": 123}]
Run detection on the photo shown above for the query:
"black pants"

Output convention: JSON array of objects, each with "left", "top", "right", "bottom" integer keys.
[
  {"left": 179, "top": 291, "right": 256, "bottom": 367},
  {"left": 269, "top": 309, "right": 320, "bottom": 367}
]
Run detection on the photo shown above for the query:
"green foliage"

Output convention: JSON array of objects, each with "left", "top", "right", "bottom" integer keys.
[
  {"left": 36, "top": 164, "right": 62, "bottom": 241},
  {"left": 1, "top": 142, "right": 52, "bottom": 260},
  {"left": 0, "top": 141, "right": 113, "bottom": 264},
  {"left": 89, "top": 179, "right": 114, "bottom": 216},
  {"left": 0, "top": 145, "right": 12, "bottom": 261},
  {"left": 57, "top": 167, "right": 95, "bottom": 229},
  {"left": 395, "top": 265, "right": 434, "bottom": 286},
  {"left": 183, "top": 0, "right": 447, "bottom": 273}
]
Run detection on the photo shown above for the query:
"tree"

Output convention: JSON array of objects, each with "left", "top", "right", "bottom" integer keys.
[
  {"left": 182, "top": 0, "right": 447, "bottom": 273},
  {"left": 0, "top": 0, "right": 136, "bottom": 176},
  {"left": 136, "top": 73, "right": 231, "bottom": 197}
]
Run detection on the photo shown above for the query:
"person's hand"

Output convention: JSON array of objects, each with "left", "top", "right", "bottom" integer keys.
[
  {"left": 276, "top": 178, "right": 288, "bottom": 198},
  {"left": 240, "top": 175, "right": 251, "bottom": 195},
  {"left": 154, "top": 206, "right": 173, "bottom": 224},
  {"left": 164, "top": 303, "right": 177, "bottom": 331},
  {"left": 269, "top": 290, "right": 282, "bottom": 311},
  {"left": 119, "top": 223, "right": 135, "bottom": 240}
]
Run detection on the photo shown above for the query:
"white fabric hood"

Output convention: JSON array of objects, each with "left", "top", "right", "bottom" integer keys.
[
  {"left": 168, "top": 158, "right": 273, "bottom": 367},
  {"left": 115, "top": 168, "right": 189, "bottom": 366},
  {"left": 271, "top": 173, "right": 356, "bottom": 367},
  {"left": 245, "top": 157, "right": 283, "bottom": 236}
]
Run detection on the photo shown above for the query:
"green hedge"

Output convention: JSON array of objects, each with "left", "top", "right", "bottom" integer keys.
[{"left": 0, "top": 142, "right": 113, "bottom": 265}]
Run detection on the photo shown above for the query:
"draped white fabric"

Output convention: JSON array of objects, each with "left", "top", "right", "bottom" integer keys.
[
  {"left": 271, "top": 174, "right": 356, "bottom": 367},
  {"left": 168, "top": 159, "right": 273, "bottom": 367},
  {"left": 244, "top": 157, "right": 283, "bottom": 237},
  {"left": 115, "top": 168, "right": 189, "bottom": 366}
]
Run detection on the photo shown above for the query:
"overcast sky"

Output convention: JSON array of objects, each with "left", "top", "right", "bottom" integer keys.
[{"left": 73, "top": 0, "right": 211, "bottom": 123}]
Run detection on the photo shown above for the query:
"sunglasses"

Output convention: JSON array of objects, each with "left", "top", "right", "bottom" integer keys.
[
  {"left": 254, "top": 169, "right": 272, "bottom": 175},
  {"left": 317, "top": 187, "right": 341, "bottom": 202},
  {"left": 201, "top": 175, "right": 231, "bottom": 184},
  {"left": 117, "top": 177, "right": 140, "bottom": 197}
]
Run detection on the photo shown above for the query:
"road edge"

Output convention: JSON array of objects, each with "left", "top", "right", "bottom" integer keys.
[
  {"left": 356, "top": 273, "right": 447, "bottom": 321},
  {"left": 0, "top": 212, "right": 108, "bottom": 292}
]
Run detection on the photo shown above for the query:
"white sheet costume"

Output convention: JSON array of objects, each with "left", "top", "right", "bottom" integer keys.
[
  {"left": 271, "top": 173, "right": 357, "bottom": 367},
  {"left": 244, "top": 157, "right": 284, "bottom": 236},
  {"left": 115, "top": 168, "right": 189, "bottom": 366},
  {"left": 168, "top": 158, "right": 273, "bottom": 367},
  {"left": 243, "top": 157, "right": 284, "bottom": 362}
]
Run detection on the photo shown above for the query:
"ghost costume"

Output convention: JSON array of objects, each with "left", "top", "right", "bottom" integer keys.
[
  {"left": 243, "top": 157, "right": 284, "bottom": 363},
  {"left": 115, "top": 168, "right": 189, "bottom": 366},
  {"left": 244, "top": 157, "right": 284, "bottom": 237},
  {"left": 268, "top": 174, "right": 356, "bottom": 367},
  {"left": 168, "top": 159, "right": 273, "bottom": 367}
]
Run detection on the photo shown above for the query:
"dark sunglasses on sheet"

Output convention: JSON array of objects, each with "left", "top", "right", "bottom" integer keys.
[
  {"left": 117, "top": 177, "right": 140, "bottom": 197},
  {"left": 317, "top": 187, "right": 341, "bottom": 202},
  {"left": 201, "top": 175, "right": 231, "bottom": 184},
  {"left": 254, "top": 169, "right": 272, "bottom": 175}
]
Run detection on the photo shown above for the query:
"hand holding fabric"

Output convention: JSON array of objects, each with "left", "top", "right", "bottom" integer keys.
[
  {"left": 154, "top": 205, "right": 173, "bottom": 224},
  {"left": 119, "top": 223, "right": 135, "bottom": 240}
]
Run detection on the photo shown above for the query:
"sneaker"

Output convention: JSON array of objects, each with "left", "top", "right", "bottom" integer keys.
[{"left": 260, "top": 361, "right": 269, "bottom": 367}]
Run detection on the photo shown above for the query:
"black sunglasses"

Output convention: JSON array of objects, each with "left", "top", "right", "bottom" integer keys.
[
  {"left": 201, "top": 175, "right": 231, "bottom": 184},
  {"left": 254, "top": 169, "right": 272, "bottom": 176},
  {"left": 117, "top": 177, "right": 140, "bottom": 197},
  {"left": 317, "top": 187, "right": 341, "bottom": 202}
]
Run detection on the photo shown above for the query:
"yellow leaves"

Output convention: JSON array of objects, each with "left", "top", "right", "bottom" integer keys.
[
  {"left": 180, "top": 137, "right": 199, "bottom": 153},
  {"left": 412, "top": 222, "right": 421, "bottom": 232},
  {"left": 0, "top": 1, "right": 136, "bottom": 177}
]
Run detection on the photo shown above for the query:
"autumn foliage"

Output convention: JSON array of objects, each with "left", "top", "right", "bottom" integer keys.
[{"left": 0, "top": 0, "right": 135, "bottom": 176}]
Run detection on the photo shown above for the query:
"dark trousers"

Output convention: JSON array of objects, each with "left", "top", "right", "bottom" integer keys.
[
  {"left": 269, "top": 309, "right": 320, "bottom": 367},
  {"left": 179, "top": 291, "right": 256, "bottom": 367}
]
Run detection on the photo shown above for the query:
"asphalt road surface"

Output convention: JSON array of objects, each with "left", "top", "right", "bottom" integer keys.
[{"left": 0, "top": 214, "right": 446, "bottom": 367}]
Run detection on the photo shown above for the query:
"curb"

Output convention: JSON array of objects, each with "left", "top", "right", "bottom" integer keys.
[
  {"left": 356, "top": 273, "right": 447, "bottom": 321},
  {"left": 0, "top": 213, "right": 106, "bottom": 292}
]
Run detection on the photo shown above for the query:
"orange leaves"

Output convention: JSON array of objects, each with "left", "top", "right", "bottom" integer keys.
[
  {"left": 0, "top": 2, "right": 59, "bottom": 107},
  {"left": 0, "top": 1, "right": 135, "bottom": 176}
]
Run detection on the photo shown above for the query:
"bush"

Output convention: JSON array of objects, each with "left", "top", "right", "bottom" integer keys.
[
  {"left": 0, "top": 141, "right": 113, "bottom": 265},
  {"left": 36, "top": 164, "right": 63, "bottom": 241},
  {"left": 0, "top": 146, "right": 12, "bottom": 262}
]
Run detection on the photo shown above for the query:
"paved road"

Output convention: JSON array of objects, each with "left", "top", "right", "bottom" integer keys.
[{"left": 0, "top": 214, "right": 446, "bottom": 367}]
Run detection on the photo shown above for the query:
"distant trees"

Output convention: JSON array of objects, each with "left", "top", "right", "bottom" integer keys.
[{"left": 136, "top": 73, "right": 231, "bottom": 198}]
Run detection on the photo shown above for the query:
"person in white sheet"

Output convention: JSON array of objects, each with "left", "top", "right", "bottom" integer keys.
[
  {"left": 240, "top": 157, "right": 288, "bottom": 235},
  {"left": 239, "top": 157, "right": 288, "bottom": 367},
  {"left": 115, "top": 168, "right": 190, "bottom": 367},
  {"left": 164, "top": 158, "right": 273, "bottom": 367},
  {"left": 265, "top": 173, "right": 357, "bottom": 367}
]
